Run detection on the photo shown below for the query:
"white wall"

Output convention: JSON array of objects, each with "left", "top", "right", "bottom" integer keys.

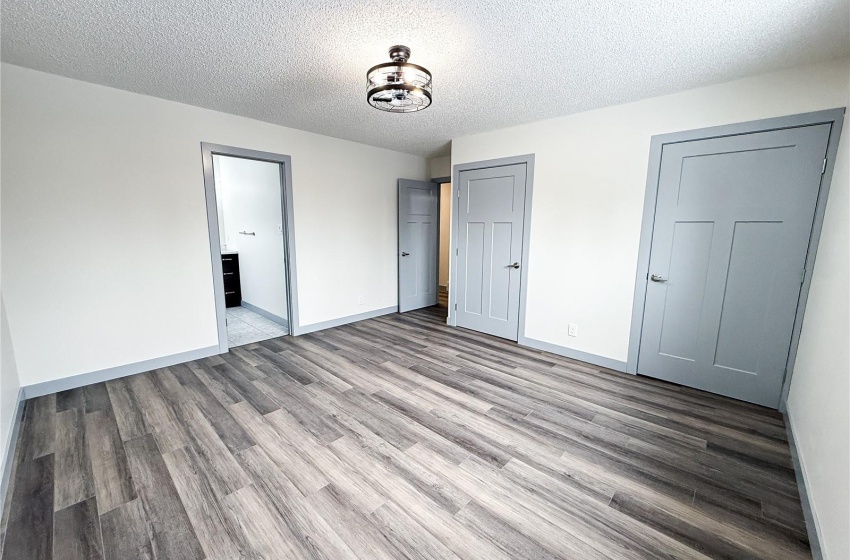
[
  {"left": 785, "top": 108, "right": 849, "bottom": 560},
  {"left": 1, "top": 63, "right": 426, "bottom": 387},
  {"left": 0, "top": 69, "right": 21, "bottom": 490},
  {"left": 214, "top": 155, "right": 289, "bottom": 321},
  {"left": 1, "top": 100, "right": 22, "bottom": 497},
  {"left": 452, "top": 57, "right": 849, "bottom": 363},
  {"left": 430, "top": 156, "right": 451, "bottom": 179},
  {"left": 451, "top": 57, "right": 849, "bottom": 559}
]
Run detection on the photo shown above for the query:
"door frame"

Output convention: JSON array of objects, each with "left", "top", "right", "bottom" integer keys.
[
  {"left": 626, "top": 108, "right": 845, "bottom": 409},
  {"left": 200, "top": 142, "right": 302, "bottom": 352},
  {"left": 448, "top": 154, "right": 536, "bottom": 342}
]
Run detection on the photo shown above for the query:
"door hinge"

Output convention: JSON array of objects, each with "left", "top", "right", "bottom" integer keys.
[
  {"left": 457, "top": 189, "right": 460, "bottom": 199},
  {"left": 801, "top": 266, "right": 806, "bottom": 284},
  {"left": 454, "top": 303, "right": 457, "bottom": 310},
  {"left": 455, "top": 248, "right": 458, "bottom": 256},
  {"left": 822, "top": 158, "right": 827, "bottom": 174}
]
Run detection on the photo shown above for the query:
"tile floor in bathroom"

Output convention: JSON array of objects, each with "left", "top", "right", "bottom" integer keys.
[{"left": 226, "top": 305, "right": 289, "bottom": 346}]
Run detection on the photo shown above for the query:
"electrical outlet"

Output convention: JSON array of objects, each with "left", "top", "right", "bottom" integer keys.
[
  {"left": 358, "top": 296, "right": 364, "bottom": 306},
  {"left": 277, "top": 224, "right": 283, "bottom": 235},
  {"left": 568, "top": 324, "right": 578, "bottom": 337}
]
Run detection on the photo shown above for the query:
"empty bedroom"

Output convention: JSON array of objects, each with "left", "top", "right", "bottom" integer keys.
[{"left": 0, "top": 0, "right": 848, "bottom": 558}]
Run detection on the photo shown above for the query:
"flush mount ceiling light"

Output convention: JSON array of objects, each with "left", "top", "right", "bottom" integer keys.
[{"left": 367, "top": 45, "right": 432, "bottom": 113}]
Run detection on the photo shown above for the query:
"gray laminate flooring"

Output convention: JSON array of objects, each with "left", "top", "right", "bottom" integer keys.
[{"left": 0, "top": 306, "right": 811, "bottom": 559}]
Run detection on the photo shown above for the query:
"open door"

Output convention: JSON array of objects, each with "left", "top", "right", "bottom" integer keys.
[{"left": 398, "top": 179, "right": 439, "bottom": 312}]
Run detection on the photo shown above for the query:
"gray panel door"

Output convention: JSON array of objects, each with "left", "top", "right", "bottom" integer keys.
[
  {"left": 456, "top": 164, "right": 527, "bottom": 340},
  {"left": 638, "top": 124, "right": 832, "bottom": 407},
  {"left": 398, "top": 179, "right": 439, "bottom": 313}
]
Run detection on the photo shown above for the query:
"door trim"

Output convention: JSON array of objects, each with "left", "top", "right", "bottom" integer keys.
[
  {"left": 626, "top": 108, "right": 845, "bottom": 409},
  {"left": 200, "top": 143, "right": 301, "bottom": 352},
  {"left": 448, "top": 154, "right": 535, "bottom": 342}
]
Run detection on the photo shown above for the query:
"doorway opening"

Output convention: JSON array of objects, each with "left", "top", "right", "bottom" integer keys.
[{"left": 201, "top": 143, "right": 300, "bottom": 352}]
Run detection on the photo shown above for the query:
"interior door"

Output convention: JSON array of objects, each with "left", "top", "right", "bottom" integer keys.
[
  {"left": 398, "top": 179, "right": 439, "bottom": 312},
  {"left": 456, "top": 164, "right": 527, "bottom": 340},
  {"left": 638, "top": 124, "right": 832, "bottom": 407}
]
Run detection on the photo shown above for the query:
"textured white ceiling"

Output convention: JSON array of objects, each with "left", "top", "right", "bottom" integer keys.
[{"left": 2, "top": 0, "right": 848, "bottom": 157}]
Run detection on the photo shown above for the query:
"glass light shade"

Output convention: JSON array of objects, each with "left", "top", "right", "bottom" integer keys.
[{"left": 366, "top": 46, "right": 432, "bottom": 113}]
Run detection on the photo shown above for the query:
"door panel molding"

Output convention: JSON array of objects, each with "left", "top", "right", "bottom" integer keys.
[
  {"left": 448, "top": 154, "right": 535, "bottom": 342},
  {"left": 398, "top": 179, "right": 440, "bottom": 313},
  {"left": 626, "top": 108, "right": 845, "bottom": 410}
]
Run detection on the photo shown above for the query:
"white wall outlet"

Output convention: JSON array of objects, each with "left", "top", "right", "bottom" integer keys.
[
  {"left": 568, "top": 324, "right": 578, "bottom": 337},
  {"left": 358, "top": 295, "right": 364, "bottom": 306}
]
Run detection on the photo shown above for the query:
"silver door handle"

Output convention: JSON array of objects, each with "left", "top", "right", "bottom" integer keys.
[
  {"left": 650, "top": 274, "right": 666, "bottom": 282},
  {"left": 239, "top": 231, "right": 255, "bottom": 236},
  {"left": 401, "top": 252, "right": 410, "bottom": 257},
  {"left": 508, "top": 262, "right": 520, "bottom": 269}
]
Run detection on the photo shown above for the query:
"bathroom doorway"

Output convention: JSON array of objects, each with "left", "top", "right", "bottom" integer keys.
[{"left": 201, "top": 143, "right": 300, "bottom": 350}]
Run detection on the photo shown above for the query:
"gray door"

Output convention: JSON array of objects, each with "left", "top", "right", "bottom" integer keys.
[
  {"left": 398, "top": 179, "right": 439, "bottom": 312},
  {"left": 638, "top": 124, "right": 832, "bottom": 407},
  {"left": 456, "top": 164, "right": 527, "bottom": 340}
]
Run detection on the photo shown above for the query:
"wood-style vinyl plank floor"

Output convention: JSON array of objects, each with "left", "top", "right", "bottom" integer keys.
[{"left": 0, "top": 306, "right": 811, "bottom": 559}]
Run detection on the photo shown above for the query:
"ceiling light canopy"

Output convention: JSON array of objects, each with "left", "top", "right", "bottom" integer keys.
[{"left": 366, "top": 45, "right": 432, "bottom": 113}]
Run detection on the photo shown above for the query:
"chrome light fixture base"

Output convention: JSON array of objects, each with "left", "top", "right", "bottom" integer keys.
[{"left": 367, "top": 45, "right": 432, "bottom": 113}]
